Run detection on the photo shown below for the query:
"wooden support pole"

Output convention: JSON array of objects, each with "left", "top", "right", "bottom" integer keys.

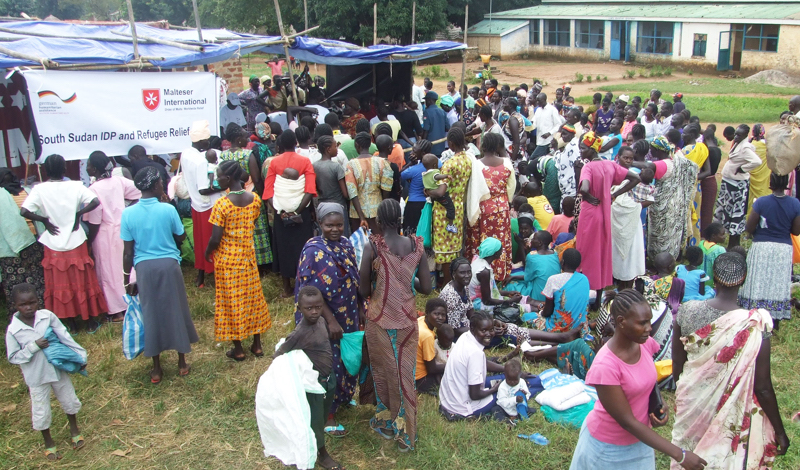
[
  {"left": 304, "top": 0, "right": 309, "bottom": 31},
  {"left": 460, "top": 5, "right": 468, "bottom": 116},
  {"left": 373, "top": 3, "right": 378, "bottom": 46},
  {"left": 111, "top": 31, "right": 204, "bottom": 52},
  {"left": 190, "top": 0, "right": 208, "bottom": 71},
  {"left": 411, "top": 2, "right": 416, "bottom": 45},
  {"left": 0, "top": 45, "right": 56, "bottom": 67},
  {"left": 125, "top": 0, "right": 139, "bottom": 60},
  {"left": 273, "top": 0, "right": 299, "bottom": 106}
]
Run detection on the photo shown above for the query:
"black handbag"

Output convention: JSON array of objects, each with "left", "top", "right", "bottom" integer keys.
[
  {"left": 493, "top": 305, "right": 521, "bottom": 324},
  {"left": 648, "top": 384, "right": 666, "bottom": 421}
]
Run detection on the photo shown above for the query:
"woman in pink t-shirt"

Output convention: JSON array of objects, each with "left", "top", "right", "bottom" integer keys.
[{"left": 569, "top": 289, "right": 707, "bottom": 470}]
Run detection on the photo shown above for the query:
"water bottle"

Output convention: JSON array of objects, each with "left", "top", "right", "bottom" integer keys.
[{"left": 517, "top": 433, "right": 549, "bottom": 446}]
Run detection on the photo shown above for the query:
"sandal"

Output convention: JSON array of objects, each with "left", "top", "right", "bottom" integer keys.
[
  {"left": 179, "top": 365, "right": 191, "bottom": 377},
  {"left": 44, "top": 447, "right": 61, "bottom": 460},
  {"left": 397, "top": 440, "right": 413, "bottom": 453},
  {"left": 226, "top": 349, "right": 246, "bottom": 362},
  {"left": 150, "top": 370, "right": 162, "bottom": 385},
  {"left": 71, "top": 434, "right": 85, "bottom": 450},
  {"left": 323, "top": 424, "right": 348, "bottom": 437},
  {"left": 250, "top": 345, "right": 264, "bottom": 358},
  {"left": 369, "top": 417, "right": 394, "bottom": 440}
]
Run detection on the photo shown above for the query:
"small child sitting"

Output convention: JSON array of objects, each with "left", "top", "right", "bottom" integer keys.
[
  {"left": 421, "top": 153, "right": 458, "bottom": 234},
  {"left": 206, "top": 149, "right": 221, "bottom": 190},
  {"left": 434, "top": 324, "right": 454, "bottom": 365},
  {"left": 676, "top": 246, "right": 715, "bottom": 301},
  {"left": 6, "top": 283, "right": 87, "bottom": 461},
  {"left": 631, "top": 167, "right": 656, "bottom": 205},
  {"left": 495, "top": 360, "right": 532, "bottom": 421},
  {"left": 700, "top": 222, "right": 727, "bottom": 286}
]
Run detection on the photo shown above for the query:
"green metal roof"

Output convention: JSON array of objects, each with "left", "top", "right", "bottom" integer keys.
[
  {"left": 468, "top": 19, "right": 529, "bottom": 36},
  {"left": 488, "top": 3, "right": 800, "bottom": 24}
]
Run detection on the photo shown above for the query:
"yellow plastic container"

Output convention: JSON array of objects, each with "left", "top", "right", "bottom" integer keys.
[{"left": 655, "top": 360, "right": 673, "bottom": 382}]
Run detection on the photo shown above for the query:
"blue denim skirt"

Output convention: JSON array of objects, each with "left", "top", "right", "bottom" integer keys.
[{"left": 569, "top": 420, "right": 655, "bottom": 470}]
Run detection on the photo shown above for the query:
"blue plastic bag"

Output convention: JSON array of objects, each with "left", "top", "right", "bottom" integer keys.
[
  {"left": 339, "top": 331, "right": 365, "bottom": 376},
  {"left": 42, "top": 327, "right": 87, "bottom": 376},
  {"left": 122, "top": 294, "right": 145, "bottom": 360}
]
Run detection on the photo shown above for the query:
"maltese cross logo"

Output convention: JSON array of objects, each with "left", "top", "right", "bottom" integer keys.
[{"left": 142, "top": 89, "right": 160, "bottom": 111}]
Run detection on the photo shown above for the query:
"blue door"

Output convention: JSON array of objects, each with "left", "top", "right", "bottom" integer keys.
[
  {"left": 717, "top": 31, "right": 731, "bottom": 71},
  {"left": 610, "top": 21, "right": 621, "bottom": 60}
]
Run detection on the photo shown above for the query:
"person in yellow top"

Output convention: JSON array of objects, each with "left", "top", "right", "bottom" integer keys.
[
  {"left": 416, "top": 298, "right": 447, "bottom": 395},
  {"left": 747, "top": 123, "right": 771, "bottom": 214},
  {"left": 682, "top": 123, "right": 712, "bottom": 244},
  {"left": 522, "top": 180, "right": 554, "bottom": 230}
]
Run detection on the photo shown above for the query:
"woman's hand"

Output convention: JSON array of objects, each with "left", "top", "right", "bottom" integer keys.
[
  {"left": 125, "top": 282, "right": 138, "bottom": 296},
  {"left": 583, "top": 193, "right": 601, "bottom": 206},
  {"left": 35, "top": 337, "right": 49, "bottom": 349},
  {"left": 205, "top": 251, "right": 214, "bottom": 264},
  {"left": 327, "top": 319, "right": 344, "bottom": 341},
  {"left": 777, "top": 432, "right": 790, "bottom": 456},
  {"left": 43, "top": 219, "right": 60, "bottom": 236},
  {"left": 507, "top": 293, "right": 522, "bottom": 303},
  {"left": 72, "top": 213, "right": 82, "bottom": 232},
  {"left": 680, "top": 450, "right": 707, "bottom": 470},
  {"left": 649, "top": 409, "right": 669, "bottom": 428},
  {"left": 359, "top": 218, "right": 369, "bottom": 231}
]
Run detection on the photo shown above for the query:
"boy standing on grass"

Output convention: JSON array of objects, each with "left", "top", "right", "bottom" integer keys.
[
  {"left": 5, "top": 283, "right": 86, "bottom": 461},
  {"left": 273, "top": 286, "right": 342, "bottom": 470}
]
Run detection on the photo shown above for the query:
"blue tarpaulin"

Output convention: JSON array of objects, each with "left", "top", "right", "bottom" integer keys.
[{"left": 0, "top": 21, "right": 466, "bottom": 69}]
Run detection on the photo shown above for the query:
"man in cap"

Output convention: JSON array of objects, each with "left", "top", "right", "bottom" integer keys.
[
  {"left": 672, "top": 92, "right": 685, "bottom": 114},
  {"left": 179, "top": 120, "right": 223, "bottom": 288},
  {"left": 421, "top": 91, "right": 449, "bottom": 156},
  {"left": 440, "top": 94, "right": 458, "bottom": 126},
  {"left": 219, "top": 92, "right": 247, "bottom": 137},
  {"left": 260, "top": 75, "right": 271, "bottom": 89},
  {"left": 617, "top": 94, "right": 630, "bottom": 109},
  {"left": 238, "top": 75, "right": 263, "bottom": 132}
]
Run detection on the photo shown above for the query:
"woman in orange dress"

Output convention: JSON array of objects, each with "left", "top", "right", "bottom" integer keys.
[
  {"left": 341, "top": 97, "right": 366, "bottom": 138},
  {"left": 205, "top": 161, "right": 272, "bottom": 361}
]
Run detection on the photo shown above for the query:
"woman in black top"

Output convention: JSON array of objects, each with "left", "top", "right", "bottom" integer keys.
[{"left": 700, "top": 125, "right": 722, "bottom": 234}]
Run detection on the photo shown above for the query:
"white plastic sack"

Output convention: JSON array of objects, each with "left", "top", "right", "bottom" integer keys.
[
  {"left": 255, "top": 349, "right": 325, "bottom": 470},
  {"left": 766, "top": 123, "right": 800, "bottom": 175}
]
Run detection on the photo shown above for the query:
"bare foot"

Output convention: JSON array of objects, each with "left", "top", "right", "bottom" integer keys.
[{"left": 317, "top": 447, "right": 343, "bottom": 470}]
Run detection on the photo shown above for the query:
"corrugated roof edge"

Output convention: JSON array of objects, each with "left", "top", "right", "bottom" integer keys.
[{"left": 468, "top": 19, "right": 529, "bottom": 36}]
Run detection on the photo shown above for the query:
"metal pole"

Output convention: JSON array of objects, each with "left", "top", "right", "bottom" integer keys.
[
  {"left": 489, "top": 0, "right": 493, "bottom": 30},
  {"left": 273, "top": 0, "right": 299, "bottom": 106},
  {"left": 460, "top": 5, "right": 468, "bottom": 117},
  {"left": 190, "top": 0, "right": 209, "bottom": 71},
  {"left": 411, "top": 2, "right": 416, "bottom": 45},
  {"left": 125, "top": 0, "right": 139, "bottom": 60},
  {"left": 304, "top": 0, "right": 308, "bottom": 31},
  {"left": 373, "top": 3, "right": 378, "bottom": 46}
]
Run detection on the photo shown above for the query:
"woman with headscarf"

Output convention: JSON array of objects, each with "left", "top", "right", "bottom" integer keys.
[
  {"left": 714, "top": 124, "right": 762, "bottom": 248},
  {"left": 341, "top": 97, "right": 366, "bottom": 138},
  {"left": 634, "top": 135, "right": 698, "bottom": 260},
  {"left": 682, "top": 124, "right": 711, "bottom": 245},
  {"left": 575, "top": 132, "right": 640, "bottom": 307},
  {"left": 747, "top": 123, "right": 771, "bottom": 214},
  {"left": 204, "top": 161, "right": 272, "bottom": 362},
  {"left": 465, "top": 133, "right": 516, "bottom": 282},
  {"left": 295, "top": 202, "right": 363, "bottom": 436},
  {"left": 359, "top": 199, "right": 430, "bottom": 452},
  {"left": 121, "top": 167, "right": 198, "bottom": 384},
  {"left": 83, "top": 151, "right": 141, "bottom": 322},
  {"left": 0, "top": 168, "right": 45, "bottom": 313},
  {"left": 672, "top": 253, "right": 790, "bottom": 468},
  {"left": 20, "top": 154, "right": 106, "bottom": 332}
]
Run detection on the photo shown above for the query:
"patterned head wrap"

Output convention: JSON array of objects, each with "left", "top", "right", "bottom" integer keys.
[
  {"left": 582, "top": 131, "right": 603, "bottom": 153},
  {"left": 134, "top": 166, "right": 160, "bottom": 191},
  {"left": 478, "top": 237, "right": 502, "bottom": 259},
  {"left": 713, "top": 252, "right": 747, "bottom": 287},
  {"left": 316, "top": 202, "right": 344, "bottom": 221},
  {"left": 562, "top": 123, "right": 576, "bottom": 135},
  {"left": 256, "top": 122, "right": 271, "bottom": 140},
  {"left": 650, "top": 136, "right": 673, "bottom": 155},
  {"left": 476, "top": 98, "right": 487, "bottom": 108}
]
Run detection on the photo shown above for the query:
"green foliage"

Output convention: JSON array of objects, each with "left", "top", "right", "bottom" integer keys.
[
  {"left": 586, "top": 75, "right": 592, "bottom": 83},
  {"left": 595, "top": 75, "right": 601, "bottom": 82},
  {"left": 574, "top": 72, "right": 584, "bottom": 83},
  {"left": 626, "top": 69, "right": 636, "bottom": 79},
  {"left": 0, "top": 0, "right": 34, "bottom": 17},
  {"left": 688, "top": 69, "right": 694, "bottom": 76},
  {"left": 597, "top": 78, "right": 800, "bottom": 97},
  {"left": 603, "top": 75, "right": 607, "bottom": 81},
  {"left": 416, "top": 65, "right": 451, "bottom": 79}
]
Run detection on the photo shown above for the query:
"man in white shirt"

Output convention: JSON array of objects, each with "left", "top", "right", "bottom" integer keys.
[
  {"left": 219, "top": 92, "right": 247, "bottom": 137},
  {"left": 655, "top": 101, "right": 674, "bottom": 137},
  {"left": 531, "top": 93, "right": 561, "bottom": 158},
  {"left": 411, "top": 78, "right": 426, "bottom": 122},
  {"left": 179, "top": 120, "right": 222, "bottom": 288}
]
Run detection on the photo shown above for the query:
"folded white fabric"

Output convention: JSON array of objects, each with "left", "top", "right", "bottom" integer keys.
[
  {"left": 535, "top": 381, "right": 591, "bottom": 411},
  {"left": 272, "top": 175, "right": 306, "bottom": 213}
]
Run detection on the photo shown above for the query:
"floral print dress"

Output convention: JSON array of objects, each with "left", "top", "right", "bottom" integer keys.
[
  {"left": 466, "top": 165, "right": 513, "bottom": 281},
  {"left": 433, "top": 151, "right": 471, "bottom": 264}
]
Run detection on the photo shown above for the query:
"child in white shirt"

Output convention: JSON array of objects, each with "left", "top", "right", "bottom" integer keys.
[
  {"left": 496, "top": 360, "right": 532, "bottom": 420},
  {"left": 434, "top": 324, "right": 454, "bottom": 365},
  {"left": 5, "top": 283, "right": 87, "bottom": 461}
]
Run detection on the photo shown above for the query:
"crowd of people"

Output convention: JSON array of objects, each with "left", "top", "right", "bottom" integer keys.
[{"left": 2, "top": 65, "right": 798, "bottom": 469}]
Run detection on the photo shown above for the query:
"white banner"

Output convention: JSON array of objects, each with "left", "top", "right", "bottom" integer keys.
[{"left": 24, "top": 70, "right": 219, "bottom": 162}]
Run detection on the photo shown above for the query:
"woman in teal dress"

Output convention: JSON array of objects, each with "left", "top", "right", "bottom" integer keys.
[{"left": 505, "top": 230, "right": 561, "bottom": 307}]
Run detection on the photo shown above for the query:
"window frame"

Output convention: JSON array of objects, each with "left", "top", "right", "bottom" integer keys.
[
  {"left": 530, "top": 19, "right": 540, "bottom": 45},
  {"left": 636, "top": 21, "right": 674, "bottom": 55},
  {"left": 576, "top": 20, "right": 604, "bottom": 50},
  {"left": 544, "top": 19, "right": 571, "bottom": 47},
  {"left": 742, "top": 23, "right": 779, "bottom": 52},
  {"left": 692, "top": 33, "right": 707, "bottom": 57}
]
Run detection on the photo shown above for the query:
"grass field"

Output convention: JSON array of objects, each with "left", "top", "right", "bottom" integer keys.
[
  {"left": 596, "top": 78, "right": 800, "bottom": 97},
  {"left": 1, "top": 265, "right": 800, "bottom": 469},
  {"left": 574, "top": 95, "right": 787, "bottom": 125}
]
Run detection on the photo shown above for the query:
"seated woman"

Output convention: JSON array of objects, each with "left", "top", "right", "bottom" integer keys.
[
  {"left": 675, "top": 246, "right": 715, "bottom": 302},
  {"left": 439, "top": 257, "right": 474, "bottom": 339},
  {"left": 505, "top": 231, "right": 561, "bottom": 308},
  {"left": 510, "top": 211, "right": 537, "bottom": 267},
  {"left": 540, "top": 248, "right": 590, "bottom": 333}
]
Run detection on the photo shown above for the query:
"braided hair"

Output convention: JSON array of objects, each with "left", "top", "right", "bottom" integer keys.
[
  {"left": 469, "top": 310, "right": 493, "bottom": 329},
  {"left": 449, "top": 256, "right": 470, "bottom": 275},
  {"left": 414, "top": 139, "right": 432, "bottom": 155},
  {"left": 316, "top": 135, "right": 336, "bottom": 156},
  {"left": 376, "top": 198, "right": 402, "bottom": 229},
  {"left": 44, "top": 154, "right": 66, "bottom": 180},
  {"left": 217, "top": 159, "right": 243, "bottom": 183},
  {"left": 713, "top": 252, "right": 747, "bottom": 287},
  {"left": 447, "top": 127, "right": 466, "bottom": 151},
  {"left": 609, "top": 288, "right": 648, "bottom": 322},
  {"left": 295, "top": 125, "right": 311, "bottom": 145}
]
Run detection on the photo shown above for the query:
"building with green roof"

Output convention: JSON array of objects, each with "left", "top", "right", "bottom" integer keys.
[{"left": 466, "top": 0, "right": 800, "bottom": 71}]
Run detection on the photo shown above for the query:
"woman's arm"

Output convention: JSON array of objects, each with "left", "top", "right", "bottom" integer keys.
[
  {"left": 744, "top": 209, "right": 760, "bottom": 236},
  {"left": 541, "top": 297, "right": 555, "bottom": 318},
  {"left": 754, "top": 337, "right": 790, "bottom": 455},
  {"left": 696, "top": 158, "right": 712, "bottom": 180},
  {"left": 249, "top": 153, "right": 264, "bottom": 195},
  {"left": 349, "top": 196, "right": 368, "bottom": 229},
  {"left": 468, "top": 381, "right": 500, "bottom": 401},
  {"left": 123, "top": 240, "right": 137, "bottom": 296},
  {"left": 631, "top": 160, "right": 656, "bottom": 172},
  {"left": 671, "top": 322, "right": 686, "bottom": 381},
  {"left": 579, "top": 179, "right": 600, "bottom": 206},
  {"left": 425, "top": 357, "right": 446, "bottom": 376},
  {"left": 205, "top": 225, "right": 223, "bottom": 263},
  {"left": 20, "top": 207, "right": 58, "bottom": 235},
  {"left": 85, "top": 222, "right": 100, "bottom": 245},
  {"left": 74, "top": 198, "right": 100, "bottom": 231},
  {"left": 509, "top": 117, "right": 521, "bottom": 160},
  {"left": 477, "top": 269, "right": 505, "bottom": 306},
  {"left": 599, "top": 136, "right": 620, "bottom": 153},
  {"left": 596, "top": 384, "right": 706, "bottom": 468},
  {"left": 416, "top": 246, "right": 432, "bottom": 295},
  {"left": 792, "top": 215, "right": 800, "bottom": 237},
  {"left": 358, "top": 241, "right": 374, "bottom": 298},
  {"left": 610, "top": 171, "right": 641, "bottom": 200}
]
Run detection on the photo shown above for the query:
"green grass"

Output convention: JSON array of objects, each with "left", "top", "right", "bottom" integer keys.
[
  {"left": 1, "top": 265, "right": 800, "bottom": 468},
  {"left": 574, "top": 95, "right": 787, "bottom": 124},
  {"left": 596, "top": 78, "right": 800, "bottom": 97}
]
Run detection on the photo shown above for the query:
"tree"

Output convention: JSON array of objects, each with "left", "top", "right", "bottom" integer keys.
[
  {"left": 0, "top": 0, "right": 34, "bottom": 17},
  {"left": 446, "top": 0, "right": 539, "bottom": 30}
]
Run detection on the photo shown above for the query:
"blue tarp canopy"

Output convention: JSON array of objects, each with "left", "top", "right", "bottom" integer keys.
[{"left": 0, "top": 21, "right": 466, "bottom": 68}]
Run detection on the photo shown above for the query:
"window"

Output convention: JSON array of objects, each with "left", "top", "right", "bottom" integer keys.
[
  {"left": 544, "top": 19, "right": 570, "bottom": 47},
  {"left": 742, "top": 24, "right": 779, "bottom": 52},
  {"left": 692, "top": 33, "right": 707, "bottom": 57},
  {"left": 530, "top": 19, "right": 540, "bottom": 45},
  {"left": 576, "top": 20, "right": 604, "bottom": 49},
  {"left": 637, "top": 21, "right": 674, "bottom": 54}
]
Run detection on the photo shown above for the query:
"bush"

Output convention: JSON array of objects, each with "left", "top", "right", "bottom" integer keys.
[
  {"left": 596, "top": 75, "right": 601, "bottom": 82},
  {"left": 575, "top": 72, "right": 584, "bottom": 83},
  {"left": 638, "top": 68, "right": 647, "bottom": 77},
  {"left": 418, "top": 65, "right": 451, "bottom": 79},
  {"left": 626, "top": 69, "right": 636, "bottom": 79},
  {"left": 603, "top": 75, "right": 608, "bottom": 81},
  {"left": 587, "top": 75, "right": 593, "bottom": 83},
  {"left": 664, "top": 67, "right": 673, "bottom": 76},
  {"left": 688, "top": 69, "right": 694, "bottom": 76}
]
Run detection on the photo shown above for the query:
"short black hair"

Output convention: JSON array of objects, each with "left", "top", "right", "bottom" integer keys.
[
  {"left": 128, "top": 144, "right": 147, "bottom": 159},
  {"left": 279, "top": 129, "right": 298, "bottom": 150},
  {"left": 11, "top": 282, "right": 36, "bottom": 302},
  {"left": 324, "top": 112, "right": 340, "bottom": 127},
  {"left": 562, "top": 248, "right": 581, "bottom": 270},
  {"left": 703, "top": 222, "right": 725, "bottom": 240},
  {"left": 481, "top": 132, "right": 505, "bottom": 155},
  {"left": 374, "top": 122, "right": 393, "bottom": 138},
  {"left": 217, "top": 159, "right": 243, "bottom": 182},
  {"left": 297, "top": 285, "right": 322, "bottom": 303},
  {"left": 354, "top": 132, "right": 372, "bottom": 152},
  {"left": 375, "top": 134, "right": 393, "bottom": 153},
  {"left": 685, "top": 245, "right": 704, "bottom": 266},
  {"left": 425, "top": 297, "right": 447, "bottom": 314}
]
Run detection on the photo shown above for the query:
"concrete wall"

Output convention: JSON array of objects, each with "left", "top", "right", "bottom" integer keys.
[
  {"left": 739, "top": 24, "right": 800, "bottom": 72},
  {"left": 500, "top": 24, "right": 531, "bottom": 58},
  {"left": 678, "top": 22, "right": 728, "bottom": 64},
  {"left": 467, "top": 36, "right": 502, "bottom": 56}
]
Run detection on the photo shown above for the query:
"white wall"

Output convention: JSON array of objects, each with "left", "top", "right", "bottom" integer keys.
[
  {"left": 500, "top": 24, "right": 531, "bottom": 58},
  {"left": 678, "top": 22, "right": 729, "bottom": 64}
]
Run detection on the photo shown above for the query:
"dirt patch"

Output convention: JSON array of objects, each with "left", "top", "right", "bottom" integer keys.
[{"left": 743, "top": 70, "right": 800, "bottom": 88}]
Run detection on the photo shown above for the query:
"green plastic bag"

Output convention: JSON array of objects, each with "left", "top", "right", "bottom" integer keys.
[
  {"left": 540, "top": 399, "right": 595, "bottom": 429},
  {"left": 416, "top": 201, "right": 433, "bottom": 248},
  {"left": 180, "top": 218, "right": 195, "bottom": 264},
  {"left": 340, "top": 331, "right": 365, "bottom": 376}
]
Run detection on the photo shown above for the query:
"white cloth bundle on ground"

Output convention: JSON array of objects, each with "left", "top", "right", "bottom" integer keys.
[{"left": 535, "top": 380, "right": 591, "bottom": 411}]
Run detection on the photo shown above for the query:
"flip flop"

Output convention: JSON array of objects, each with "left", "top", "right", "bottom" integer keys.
[
  {"left": 250, "top": 346, "right": 264, "bottom": 358},
  {"left": 71, "top": 434, "right": 85, "bottom": 450},
  {"left": 87, "top": 322, "right": 102, "bottom": 335},
  {"left": 44, "top": 447, "right": 61, "bottom": 460},
  {"left": 150, "top": 370, "right": 162, "bottom": 385},
  {"left": 179, "top": 365, "right": 191, "bottom": 377},
  {"left": 324, "top": 424, "right": 348, "bottom": 437},
  {"left": 226, "top": 350, "right": 246, "bottom": 362},
  {"left": 369, "top": 417, "right": 394, "bottom": 440}
]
